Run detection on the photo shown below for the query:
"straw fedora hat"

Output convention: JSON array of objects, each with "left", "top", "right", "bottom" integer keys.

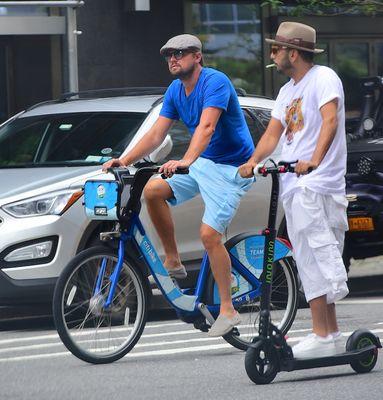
[{"left": 265, "top": 22, "right": 324, "bottom": 54}]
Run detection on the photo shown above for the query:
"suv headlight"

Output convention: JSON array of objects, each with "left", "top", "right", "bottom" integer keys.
[{"left": 2, "top": 189, "right": 83, "bottom": 218}]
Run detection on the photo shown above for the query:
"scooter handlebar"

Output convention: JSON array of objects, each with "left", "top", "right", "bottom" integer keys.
[{"left": 254, "top": 160, "right": 298, "bottom": 176}]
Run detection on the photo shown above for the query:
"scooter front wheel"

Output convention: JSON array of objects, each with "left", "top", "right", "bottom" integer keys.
[
  {"left": 346, "top": 329, "right": 379, "bottom": 373},
  {"left": 245, "top": 341, "right": 279, "bottom": 384}
]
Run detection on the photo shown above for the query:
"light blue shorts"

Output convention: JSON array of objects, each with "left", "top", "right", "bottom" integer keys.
[{"left": 166, "top": 157, "right": 254, "bottom": 234}]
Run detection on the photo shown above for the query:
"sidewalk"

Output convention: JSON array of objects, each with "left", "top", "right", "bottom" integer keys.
[
  {"left": 348, "top": 255, "right": 383, "bottom": 278},
  {"left": 348, "top": 255, "right": 383, "bottom": 297}
]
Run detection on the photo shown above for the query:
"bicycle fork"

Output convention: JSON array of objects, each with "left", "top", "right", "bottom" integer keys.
[{"left": 93, "top": 235, "right": 128, "bottom": 309}]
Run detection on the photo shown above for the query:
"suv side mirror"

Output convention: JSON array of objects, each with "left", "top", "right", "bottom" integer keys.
[{"left": 147, "top": 134, "right": 173, "bottom": 163}]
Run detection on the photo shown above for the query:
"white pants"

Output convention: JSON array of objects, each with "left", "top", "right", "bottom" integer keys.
[{"left": 283, "top": 188, "right": 349, "bottom": 303}]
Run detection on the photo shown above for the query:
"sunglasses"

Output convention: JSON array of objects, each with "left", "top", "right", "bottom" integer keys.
[
  {"left": 163, "top": 49, "right": 191, "bottom": 62},
  {"left": 270, "top": 45, "right": 289, "bottom": 55}
]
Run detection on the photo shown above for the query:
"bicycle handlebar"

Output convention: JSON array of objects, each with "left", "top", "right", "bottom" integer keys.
[
  {"left": 107, "top": 165, "right": 189, "bottom": 185},
  {"left": 254, "top": 160, "right": 298, "bottom": 176},
  {"left": 107, "top": 165, "right": 189, "bottom": 218},
  {"left": 160, "top": 167, "right": 189, "bottom": 179}
]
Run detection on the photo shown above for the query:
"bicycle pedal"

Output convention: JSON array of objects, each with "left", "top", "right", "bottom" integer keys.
[
  {"left": 193, "top": 318, "right": 211, "bottom": 332},
  {"left": 99, "top": 231, "right": 121, "bottom": 241},
  {"left": 231, "top": 327, "right": 240, "bottom": 337}
]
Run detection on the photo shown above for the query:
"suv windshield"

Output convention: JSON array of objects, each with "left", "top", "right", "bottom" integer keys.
[{"left": 0, "top": 112, "right": 146, "bottom": 168}]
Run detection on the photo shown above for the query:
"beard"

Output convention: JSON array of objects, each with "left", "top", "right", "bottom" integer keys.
[
  {"left": 170, "top": 63, "right": 196, "bottom": 80},
  {"left": 276, "top": 53, "right": 293, "bottom": 75}
]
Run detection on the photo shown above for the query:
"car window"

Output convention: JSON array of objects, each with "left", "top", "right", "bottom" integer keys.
[
  {"left": 0, "top": 112, "right": 146, "bottom": 167},
  {"left": 0, "top": 120, "right": 48, "bottom": 166},
  {"left": 165, "top": 120, "right": 191, "bottom": 160},
  {"left": 243, "top": 107, "right": 271, "bottom": 146}
]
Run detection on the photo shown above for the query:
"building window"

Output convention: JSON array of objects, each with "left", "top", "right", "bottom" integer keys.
[
  {"left": 0, "top": 6, "right": 49, "bottom": 16},
  {"left": 189, "top": 2, "right": 263, "bottom": 95},
  {"left": 334, "top": 42, "right": 369, "bottom": 111}
]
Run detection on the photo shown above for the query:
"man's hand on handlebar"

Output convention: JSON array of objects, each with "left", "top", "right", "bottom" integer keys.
[
  {"left": 294, "top": 160, "right": 317, "bottom": 176},
  {"left": 238, "top": 161, "right": 258, "bottom": 178},
  {"left": 159, "top": 159, "right": 190, "bottom": 178},
  {"left": 102, "top": 158, "right": 126, "bottom": 172}
]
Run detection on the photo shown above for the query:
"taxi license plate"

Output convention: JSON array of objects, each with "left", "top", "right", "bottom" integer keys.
[{"left": 348, "top": 217, "right": 374, "bottom": 232}]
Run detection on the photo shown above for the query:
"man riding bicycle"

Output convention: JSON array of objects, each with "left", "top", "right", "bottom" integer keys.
[{"left": 103, "top": 34, "right": 254, "bottom": 336}]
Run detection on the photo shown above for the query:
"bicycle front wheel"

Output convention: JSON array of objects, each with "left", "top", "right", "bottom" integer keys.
[
  {"left": 206, "top": 234, "right": 299, "bottom": 351},
  {"left": 53, "top": 246, "right": 149, "bottom": 364}
]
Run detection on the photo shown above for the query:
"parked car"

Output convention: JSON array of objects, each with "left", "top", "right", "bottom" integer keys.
[
  {"left": 342, "top": 76, "right": 383, "bottom": 271},
  {"left": 0, "top": 88, "right": 283, "bottom": 305},
  {"left": 343, "top": 144, "right": 383, "bottom": 272}
]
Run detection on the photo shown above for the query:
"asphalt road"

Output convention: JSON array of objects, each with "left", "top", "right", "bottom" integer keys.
[
  {"left": 1, "top": 255, "right": 382, "bottom": 326},
  {"left": 0, "top": 299, "right": 382, "bottom": 400},
  {"left": 0, "top": 258, "right": 382, "bottom": 400}
]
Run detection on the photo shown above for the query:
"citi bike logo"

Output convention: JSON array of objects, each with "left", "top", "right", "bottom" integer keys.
[
  {"left": 265, "top": 241, "right": 274, "bottom": 284},
  {"left": 143, "top": 240, "right": 157, "bottom": 264}
]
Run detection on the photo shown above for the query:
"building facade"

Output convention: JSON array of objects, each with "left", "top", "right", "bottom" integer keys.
[{"left": 0, "top": 0, "right": 382, "bottom": 122}]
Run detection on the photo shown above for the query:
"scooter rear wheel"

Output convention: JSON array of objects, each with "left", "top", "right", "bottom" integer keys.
[
  {"left": 346, "top": 329, "right": 379, "bottom": 373},
  {"left": 245, "top": 342, "right": 278, "bottom": 384}
]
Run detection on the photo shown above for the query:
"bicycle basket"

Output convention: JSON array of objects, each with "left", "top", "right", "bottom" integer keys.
[{"left": 83, "top": 180, "right": 121, "bottom": 220}]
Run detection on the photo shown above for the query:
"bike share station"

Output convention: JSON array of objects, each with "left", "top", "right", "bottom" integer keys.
[{"left": 53, "top": 161, "right": 381, "bottom": 383}]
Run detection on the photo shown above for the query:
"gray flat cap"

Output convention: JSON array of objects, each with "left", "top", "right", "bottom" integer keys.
[{"left": 160, "top": 34, "right": 202, "bottom": 54}]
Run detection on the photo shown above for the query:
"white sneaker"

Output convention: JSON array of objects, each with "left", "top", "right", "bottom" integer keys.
[
  {"left": 331, "top": 331, "right": 345, "bottom": 354},
  {"left": 292, "top": 333, "right": 336, "bottom": 359}
]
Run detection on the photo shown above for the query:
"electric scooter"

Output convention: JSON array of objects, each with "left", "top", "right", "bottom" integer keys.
[{"left": 244, "top": 160, "right": 382, "bottom": 385}]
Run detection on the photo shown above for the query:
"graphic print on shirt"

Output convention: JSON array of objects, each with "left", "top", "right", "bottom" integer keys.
[{"left": 284, "top": 97, "right": 304, "bottom": 144}]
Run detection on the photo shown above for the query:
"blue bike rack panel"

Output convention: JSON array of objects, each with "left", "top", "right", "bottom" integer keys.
[{"left": 83, "top": 180, "right": 120, "bottom": 220}]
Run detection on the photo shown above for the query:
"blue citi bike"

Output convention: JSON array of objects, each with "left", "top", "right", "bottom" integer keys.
[{"left": 53, "top": 165, "right": 299, "bottom": 364}]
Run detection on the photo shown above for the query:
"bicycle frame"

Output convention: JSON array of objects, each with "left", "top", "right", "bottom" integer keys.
[
  {"left": 88, "top": 165, "right": 292, "bottom": 323},
  {"left": 96, "top": 211, "right": 264, "bottom": 319}
]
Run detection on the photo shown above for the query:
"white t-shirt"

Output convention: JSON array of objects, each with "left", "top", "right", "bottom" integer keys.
[{"left": 271, "top": 65, "right": 347, "bottom": 199}]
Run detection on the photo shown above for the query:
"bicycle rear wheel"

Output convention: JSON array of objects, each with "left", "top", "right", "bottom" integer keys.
[
  {"left": 53, "top": 246, "right": 149, "bottom": 364},
  {"left": 206, "top": 234, "right": 299, "bottom": 351}
]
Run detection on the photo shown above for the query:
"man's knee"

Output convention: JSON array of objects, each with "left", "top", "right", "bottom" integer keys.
[
  {"left": 200, "top": 224, "right": 222, "bottom": 250},
  {"left": 143, "top": 179, "right": 172, "bottom": 201}
]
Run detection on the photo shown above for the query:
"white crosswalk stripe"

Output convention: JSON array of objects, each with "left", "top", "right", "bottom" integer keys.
[{"left": 0, "top": 320, "right": 381, "bottom": 363}]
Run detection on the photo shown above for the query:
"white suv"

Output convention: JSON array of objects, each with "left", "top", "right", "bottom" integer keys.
[{"left": 0, "top": 89, "right": 283, "bottom": 305}]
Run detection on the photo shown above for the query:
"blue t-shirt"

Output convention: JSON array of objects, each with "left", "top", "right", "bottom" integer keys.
[{"left": 159, "top": 67, "right": 254, "bottom": 167}]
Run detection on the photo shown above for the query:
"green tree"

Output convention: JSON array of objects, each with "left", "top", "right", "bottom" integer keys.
[{"left": 262, "top": 0, "right": 383, "bottom": 16}]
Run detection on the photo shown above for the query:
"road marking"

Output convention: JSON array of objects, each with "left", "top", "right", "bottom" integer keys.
[
  {"left": 0, "top": 325, "right": 309, "bottom": 346},
  {"left": 338, "top": 299, "right": 383, "bottom": 305},
  {"left": 0, "top": 329, "right": 311, "bottom": 354},
  {"left": 0, "top": 329, "right": 381, "bottom": 363},
  {"left": 0, "top": 343, "right": 235, "bottom": 363}
]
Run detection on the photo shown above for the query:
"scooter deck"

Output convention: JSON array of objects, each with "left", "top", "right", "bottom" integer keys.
[{"left": 280, "top": 345, "right": 378, "bottom": 371}]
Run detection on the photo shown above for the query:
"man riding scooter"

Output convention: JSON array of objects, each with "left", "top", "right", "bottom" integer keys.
[{"left": 240, "top": 21, "right": 348, "bottom": 359}]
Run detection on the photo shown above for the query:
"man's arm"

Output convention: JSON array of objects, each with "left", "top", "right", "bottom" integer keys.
[
  {"left": 295, "top": 99, "right": 338, "bottom": 176},
  {"left": 238, "top": 117, "right": 284, "bottom": 177},
  {"left": 159, "top": 107, "right": 222, "bottom": 175},
  {"left": 102, "top": 116, "right": 173, "bottom": 170}
]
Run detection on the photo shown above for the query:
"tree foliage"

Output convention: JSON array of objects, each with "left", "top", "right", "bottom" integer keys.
[{"left": 261, "top": 1, "right": 383, "bottom": 16}]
